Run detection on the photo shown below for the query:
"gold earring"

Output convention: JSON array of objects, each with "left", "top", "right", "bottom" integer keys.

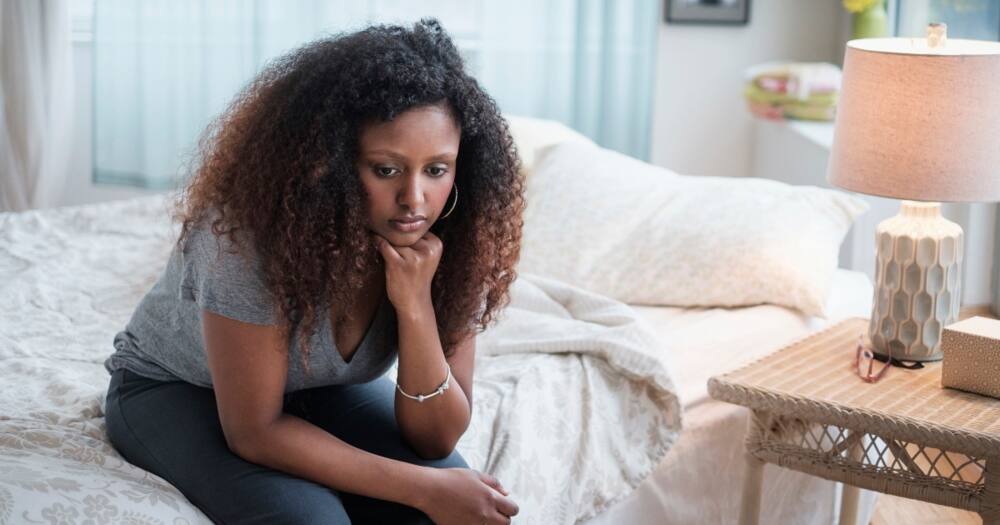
[{"left": 440, "top": 183, "right": 458, "bottom": 219}]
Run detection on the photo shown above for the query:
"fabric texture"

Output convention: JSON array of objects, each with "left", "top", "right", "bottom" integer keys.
[
  {"left": 505, "top": 114, "right": 595, "bottom": 182},
  {"left": 104, "top": 218, "right": 399, "bottom": 392},
  {"left": 518, "top": 141, "right": 869, "bottom": 317},
  {"left": 441, "top": 272, "right": 681, "bottom": 523},
  {"left": 0, "top": 194, "right": 679, "bottom": 524},
  {"left": 105, "top": 368, "right": 462, "bottom": 524}
]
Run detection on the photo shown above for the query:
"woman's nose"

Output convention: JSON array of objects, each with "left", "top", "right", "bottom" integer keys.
[{"left": 397, "top": 174, "right": 425, "bottom": 208}]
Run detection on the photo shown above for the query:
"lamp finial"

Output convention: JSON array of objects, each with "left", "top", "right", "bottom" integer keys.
[{"left": 927, "top": 22, "right": 947, "bottom": 48}]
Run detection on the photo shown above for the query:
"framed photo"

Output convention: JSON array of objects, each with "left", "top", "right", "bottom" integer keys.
[{"left": 665, "top": 0, "right": 751, "bottom": 25}]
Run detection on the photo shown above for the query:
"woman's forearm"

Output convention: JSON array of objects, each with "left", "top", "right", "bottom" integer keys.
[
  {"left": 233, "top": 413, "right": 436, "bottom": 510},
  {"left": 394, "top": 297, "right": 471, "bottom": 458}
]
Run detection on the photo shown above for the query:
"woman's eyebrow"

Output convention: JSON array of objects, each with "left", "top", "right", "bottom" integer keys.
[
  {"left": 425, "top": 152, "right": 458, "bottom": 162},
  {"left": 364, "top": 149, "right": 457, "bottom": 162}
]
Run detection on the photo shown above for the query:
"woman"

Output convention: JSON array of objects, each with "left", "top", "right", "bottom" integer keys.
[{"left": 103, "top": 18, "right": 523, "bottom": 525}]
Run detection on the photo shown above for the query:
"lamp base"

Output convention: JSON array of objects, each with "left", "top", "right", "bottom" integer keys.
[{"left": 869, "top": 201, "right": 963, "bottom": 362}]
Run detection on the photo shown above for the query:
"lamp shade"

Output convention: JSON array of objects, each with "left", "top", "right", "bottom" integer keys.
[{"left": 827, "top": 37, "right": 1000, "bottom": 203}]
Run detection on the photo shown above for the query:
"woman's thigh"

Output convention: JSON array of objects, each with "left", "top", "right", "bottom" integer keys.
[
  {"left": 289, "top": 376, "right": 469, "bottom": 524},
  {"left": 104, "top": 368, "right": 350, "bottom": 525}
]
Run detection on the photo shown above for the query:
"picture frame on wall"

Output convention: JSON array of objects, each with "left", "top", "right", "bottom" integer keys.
[{"left": 665, "top": 0, "right": 751, "bottom": 25}]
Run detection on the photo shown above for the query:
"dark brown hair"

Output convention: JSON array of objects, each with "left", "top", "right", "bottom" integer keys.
[{"left": 174, "top": 18, "right": 524, "bottom": 366}]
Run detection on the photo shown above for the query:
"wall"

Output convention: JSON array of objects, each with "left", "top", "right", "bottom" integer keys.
[{"left": 650, "top": 0, "right": 845, "bottom": 178}]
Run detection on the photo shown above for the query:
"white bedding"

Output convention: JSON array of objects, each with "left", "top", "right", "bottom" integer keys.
[
  {"left": 582, "top": 269, "right": 881, "bottom": 525},
  {"left": 0, "top": 195, "right": 680, "bottom": 524}
]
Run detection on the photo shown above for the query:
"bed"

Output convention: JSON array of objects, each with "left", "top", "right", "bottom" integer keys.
[
  {"left": 583, "top": 270, "right": 880, "bottom": 524},
  {"left": 0, "top": 117, "right": 879, "bottom": 524}
]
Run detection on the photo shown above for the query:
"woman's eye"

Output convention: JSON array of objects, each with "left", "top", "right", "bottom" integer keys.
[
  {"left": 427, "top": 166, "right": 448, "bottom": 177},
  {"left": 375, "top": 166, "right": 398, "bottom": 177}
]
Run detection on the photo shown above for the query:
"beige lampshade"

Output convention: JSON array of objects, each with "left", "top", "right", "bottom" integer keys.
[{"left": 827, "top": 37, "right": 1000, "bottom": 202}]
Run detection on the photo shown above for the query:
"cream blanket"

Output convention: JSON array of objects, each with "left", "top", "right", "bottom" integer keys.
[{"left": 0, "top": 195, "right": 680, "bottom": 524}]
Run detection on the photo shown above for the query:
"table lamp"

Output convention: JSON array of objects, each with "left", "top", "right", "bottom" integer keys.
[{"left": 827, "top": 24, "right": 1000, "bottom": 362}]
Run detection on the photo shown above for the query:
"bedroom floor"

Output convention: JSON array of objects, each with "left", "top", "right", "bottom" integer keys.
[{"left": 871, "top": 494, "right": 980, "bottom": 524}]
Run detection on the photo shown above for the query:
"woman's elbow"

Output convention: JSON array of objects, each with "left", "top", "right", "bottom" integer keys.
[
  {"left": 410, "top": 429, "right": 465, "bottom": 460},
  {"left": 414, "top": 441, "right": 457, "bottom": 461},
  {"left": 223, "top": 427, "right": 269, "bottom": 463}
]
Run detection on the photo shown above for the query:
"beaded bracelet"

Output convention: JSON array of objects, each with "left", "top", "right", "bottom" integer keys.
[{"left": 396, "top": 364, "right": 452, "bottom": 403}]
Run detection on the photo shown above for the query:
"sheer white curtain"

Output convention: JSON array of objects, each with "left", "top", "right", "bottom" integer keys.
[
  {"left": 0, "top": 0, "right": 75, "bottom": 212},
  {"left": 92, "top": 0, "right": 659, "bottom": 189}
]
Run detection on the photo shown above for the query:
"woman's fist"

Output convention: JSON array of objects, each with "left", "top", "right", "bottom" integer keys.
[{"left": 373, "top": 232, "right": 443, "bottom": 314}]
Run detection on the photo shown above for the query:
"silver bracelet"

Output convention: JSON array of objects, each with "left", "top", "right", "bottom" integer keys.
[{"left": 396, "top": 364, "right": 452, "bottom": 403}]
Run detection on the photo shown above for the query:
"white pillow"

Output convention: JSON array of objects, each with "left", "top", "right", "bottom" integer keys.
[
  {"left": 518, "top": 142, "right": 868, "bottom": 317},
  {"left": 503, "top": 115, "right": 594, "bottom": 178}
]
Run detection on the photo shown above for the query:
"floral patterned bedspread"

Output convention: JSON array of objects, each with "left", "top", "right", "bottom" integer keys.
[{"left": 0, "top": 195, "right": 680, "bottom": 524}]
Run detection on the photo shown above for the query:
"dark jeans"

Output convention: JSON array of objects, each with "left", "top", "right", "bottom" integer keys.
[{"left": 104, "top": 368, "right": 467, "bottom": 525}]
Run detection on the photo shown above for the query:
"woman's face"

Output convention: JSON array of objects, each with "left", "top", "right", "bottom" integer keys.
[{"left": 357, "top": 104, "right": 460, "bottom": 248}]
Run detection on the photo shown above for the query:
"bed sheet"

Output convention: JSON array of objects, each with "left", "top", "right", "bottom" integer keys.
[
  {"left": 581, "top": 269, "right": 880, "bottom": 525},
  {"left": 0, "top": 195, "right": 679, "bottom": 524}
]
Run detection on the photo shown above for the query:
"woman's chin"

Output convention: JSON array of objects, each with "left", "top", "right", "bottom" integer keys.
[{"left": 381, "top": 229, "right": 424, "bottom": 247}]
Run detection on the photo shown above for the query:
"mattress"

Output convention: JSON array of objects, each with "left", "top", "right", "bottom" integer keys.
[{"left": 581, "top": 269, "right": 880, "bottom": 525}]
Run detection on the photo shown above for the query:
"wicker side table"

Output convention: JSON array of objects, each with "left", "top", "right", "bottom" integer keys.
[{"left": 708, "top": 317, "right": 1000, "bottom": 525}]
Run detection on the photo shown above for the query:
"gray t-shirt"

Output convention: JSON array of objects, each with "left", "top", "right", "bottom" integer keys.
[{"left": 104, "top": 223, "right": 398, "bottom": 392}]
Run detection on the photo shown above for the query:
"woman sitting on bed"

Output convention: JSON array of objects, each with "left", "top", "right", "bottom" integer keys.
[{"left": 102, "top": 18, "right": 523, "bottom": 525}]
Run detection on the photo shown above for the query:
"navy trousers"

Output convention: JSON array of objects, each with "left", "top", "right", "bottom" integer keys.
[{"left": 104, "top": 368, "right": 468, "bottom": 524}]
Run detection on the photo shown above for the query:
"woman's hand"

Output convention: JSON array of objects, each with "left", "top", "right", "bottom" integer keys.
[
  {"left": 419, "top": 468, "right": 519, "bottom": 525},
  {"left": 374, "top": 232, "right": 442, "bottom": 315}
]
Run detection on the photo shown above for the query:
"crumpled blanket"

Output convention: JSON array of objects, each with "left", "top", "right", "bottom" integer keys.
[{"left": 0, "top": 195, "right": 680, "bottom": 524}]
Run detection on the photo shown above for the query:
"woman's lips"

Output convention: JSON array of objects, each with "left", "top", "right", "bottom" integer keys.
[{"left": 390, "top": 218, "right": 426, "bottom": 232}]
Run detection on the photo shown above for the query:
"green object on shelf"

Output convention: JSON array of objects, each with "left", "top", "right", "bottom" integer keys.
[
  {"left": 851, "top": 0, "right": 887, "bottom": 39},
  {"left": 743, "top": 83, "right": 837, "bottom": 121}
]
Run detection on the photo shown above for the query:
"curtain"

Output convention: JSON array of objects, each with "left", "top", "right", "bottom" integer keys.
[
  {"left": 91, "top": 0, "right": 659, "bottom": 189},
  {"left": 0, "top": 0, "right": 75, "bottom": 212}
]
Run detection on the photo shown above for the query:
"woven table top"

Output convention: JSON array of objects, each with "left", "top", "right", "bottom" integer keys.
[{"left": 708, "top": 317, "right": 1000, "bottom": 458}]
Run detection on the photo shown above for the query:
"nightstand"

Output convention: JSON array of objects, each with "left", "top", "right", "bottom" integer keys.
[{"left": 708, "top": 316, "right": 1000, "bottom": 525}]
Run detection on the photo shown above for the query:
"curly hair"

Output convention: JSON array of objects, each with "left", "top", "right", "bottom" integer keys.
[{"left": 174, "top": 18, "right": 524, "bottom": 368}]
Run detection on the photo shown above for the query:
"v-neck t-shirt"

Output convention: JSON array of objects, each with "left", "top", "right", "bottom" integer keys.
[{"left": 104, "top": 222, "right": 398, "bottom": 392}]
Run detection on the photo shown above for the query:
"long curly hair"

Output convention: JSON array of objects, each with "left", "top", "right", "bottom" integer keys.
[{"left": 174, "top": 18, "right": 524, "bottom": 366}]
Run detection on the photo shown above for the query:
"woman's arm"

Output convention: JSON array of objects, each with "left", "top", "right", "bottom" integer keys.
[
  {"left": 201, "top": 309, "right": 438, "bottom": 511},
  {"left": 394, "top": 298, "right": 474, "bottom": 459},
  {"left": 374, "top": 232, "right": 475, "bottom": 459}
]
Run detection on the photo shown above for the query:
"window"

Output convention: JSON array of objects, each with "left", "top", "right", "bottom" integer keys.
[{"left": 896, "top": 0, "right": 1000, "bottom": 41}]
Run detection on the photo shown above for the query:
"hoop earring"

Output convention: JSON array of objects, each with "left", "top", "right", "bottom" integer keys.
[{"left": 439, "top": 183, "right": 458, "bottom": 219}]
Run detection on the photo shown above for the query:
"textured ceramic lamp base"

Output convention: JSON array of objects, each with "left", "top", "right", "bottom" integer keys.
[{"left": 869, "top": 202, "right": 963, "bottom": 361}]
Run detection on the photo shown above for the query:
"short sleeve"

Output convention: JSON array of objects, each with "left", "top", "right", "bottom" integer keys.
[{"left": 178, "top": 225, "right": 277, "bottom": 325}]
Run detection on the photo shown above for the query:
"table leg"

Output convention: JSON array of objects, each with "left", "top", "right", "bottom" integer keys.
[
  {"left": 838, "top": 484, "right": 860, "bottom": 525},
  {"left": 982, "top": 514, "right": 1000, "bottom": 525},
  {"left": 982, "top": 456, "right": 1000, "bottom": 525},
  {"left": 838, "top": 433, "right": 864, "bottom": 525},
  {"left": 740, "top": 452, "right": 764, "bottom": 525}
]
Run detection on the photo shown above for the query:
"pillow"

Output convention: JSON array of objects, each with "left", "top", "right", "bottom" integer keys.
[
  {"left": 503, "top": 115, "right": 594, "bottom": 178},
  {"left": 517, "top": 142, "right": 868, "bottom": 317}
]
